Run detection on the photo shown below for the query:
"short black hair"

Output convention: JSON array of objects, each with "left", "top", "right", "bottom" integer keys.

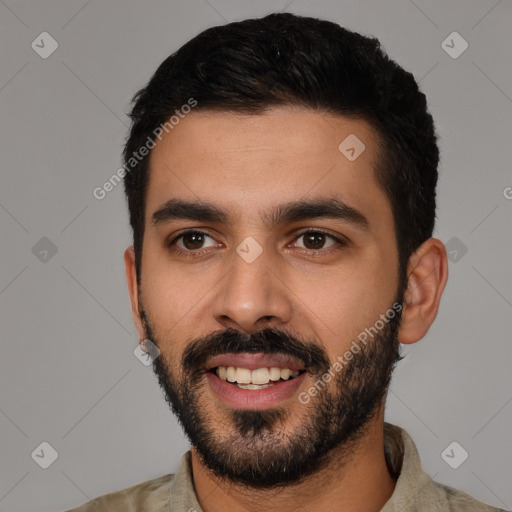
[{"left": 123, "top": 12, "right": 439, "bottom": 288}]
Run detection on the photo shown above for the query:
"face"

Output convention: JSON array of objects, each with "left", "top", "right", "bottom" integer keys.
[{"left": 131, "top": 107, "right": 406, "bottom": 488}]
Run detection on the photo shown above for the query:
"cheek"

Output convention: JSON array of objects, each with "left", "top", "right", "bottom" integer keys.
[
  {"left": 142, "top": 279, "right": 190, "bottom": 332},
  {"left": 305, "top": 278, "right": 381, "bottom": 337},
  {"left": 291, "top": 257, "right": 395, "bottom": 357},
  {"left": 140, "top": 246, "right": 224, "bottom": 354},
  {"left": 139, "top": 251, "right": 188, "bottom": 343}
]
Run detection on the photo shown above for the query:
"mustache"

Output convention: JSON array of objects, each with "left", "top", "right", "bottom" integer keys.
[{"left": 181, "top": 326, "right": 330, "bottom": 376}]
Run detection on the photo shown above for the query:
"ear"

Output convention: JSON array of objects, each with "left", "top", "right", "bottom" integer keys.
[
  {"left": 398, "top": 238, "right": 449, "bottom": 345},
  {"left": 124, "top": 246, "right": 146, "bottom": 340}
]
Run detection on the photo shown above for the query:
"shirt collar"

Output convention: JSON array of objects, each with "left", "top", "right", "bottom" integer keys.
[{"left": 381, "top": 422, "right": 436, "bottom": 511}]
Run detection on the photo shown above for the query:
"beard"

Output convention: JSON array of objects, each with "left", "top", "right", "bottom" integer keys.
[{"left": 140, "top": 289, "right": 405, "bottom": 489}]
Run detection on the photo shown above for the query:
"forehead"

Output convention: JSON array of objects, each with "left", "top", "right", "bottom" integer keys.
[{"left": 145, "top": 107, "right": 392, "bottom": 232}]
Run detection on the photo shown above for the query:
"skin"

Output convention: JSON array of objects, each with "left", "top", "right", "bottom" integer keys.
[{"left": 124, "top": 106, "right": 448, "bottom": 512}]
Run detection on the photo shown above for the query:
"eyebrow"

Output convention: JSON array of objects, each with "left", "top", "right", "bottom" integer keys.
[{"left": 151, "top": 197, "right": 370, "bottom": 231}]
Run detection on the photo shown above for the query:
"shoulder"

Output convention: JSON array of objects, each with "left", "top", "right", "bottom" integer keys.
[
  {"left": 65, "top": 473, "right": 174, "bottom": 512},
  {"left": 383, "top": 423, "right": 508, "bottom": 512},
  {"left": 430, "top": 479, "right": 508, "bottom": 511}
]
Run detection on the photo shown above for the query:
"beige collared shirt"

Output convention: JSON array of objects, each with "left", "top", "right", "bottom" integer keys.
[{"left": 67, "top": 422, "right": 507, "bottom": 511}]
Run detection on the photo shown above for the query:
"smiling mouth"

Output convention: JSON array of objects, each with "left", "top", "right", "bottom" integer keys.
[{"left": 208, "top": 366, "right": 306, "bottom": 389}]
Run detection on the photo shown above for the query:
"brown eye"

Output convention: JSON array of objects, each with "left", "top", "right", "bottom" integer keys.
[
  {"left": 303, "top": 232, "right": 328, "bottom": 250},
  {"left": 169, "top": 230, "right": 218, "bottom": 253},
  {"left": 295, "top": 230, "right": 338, "bottom": 251},
  {"left": 181, "top": 231, "right": 206, "bottom": 250}
]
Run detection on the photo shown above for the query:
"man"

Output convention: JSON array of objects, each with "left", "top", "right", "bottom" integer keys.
[{"left": 68, "top": 12, "right": 507, "bottom": 512}]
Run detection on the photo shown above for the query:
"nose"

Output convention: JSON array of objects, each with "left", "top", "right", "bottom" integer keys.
[{"left": 209, "top": 245, "right": 293, "bottom": 334}]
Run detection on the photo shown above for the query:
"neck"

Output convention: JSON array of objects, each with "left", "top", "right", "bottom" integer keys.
[{"left": 190, "top": 406, "right": 397, "bottom": 512}]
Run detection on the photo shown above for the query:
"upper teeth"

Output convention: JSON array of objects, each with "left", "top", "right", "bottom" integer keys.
[{"left": 216, "top": 366, "right": 300, "bottom": 385}]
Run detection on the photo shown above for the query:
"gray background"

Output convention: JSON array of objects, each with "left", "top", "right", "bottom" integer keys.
[{"left": 1, "top": 1, "right": 511, "bottom": 511}]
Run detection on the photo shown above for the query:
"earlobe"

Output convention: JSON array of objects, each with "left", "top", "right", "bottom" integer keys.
[
  {"left": 397, "top": 238, "right": 449, "bottom": 345},
  {"left": 124, "top": 246, "right": 146, "bottom": 340}
]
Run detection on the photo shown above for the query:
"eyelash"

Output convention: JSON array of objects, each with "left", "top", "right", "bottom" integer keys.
[{"left": 167, "top": 228, "right": 347, "bottom": 258}]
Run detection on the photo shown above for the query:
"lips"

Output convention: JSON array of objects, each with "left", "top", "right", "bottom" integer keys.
[
  {"left": 205, "top": 370, "right": 307, "bottom": 409},
  {"left": 203, "top": 352, "right": 308, "bottom": 409}
]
